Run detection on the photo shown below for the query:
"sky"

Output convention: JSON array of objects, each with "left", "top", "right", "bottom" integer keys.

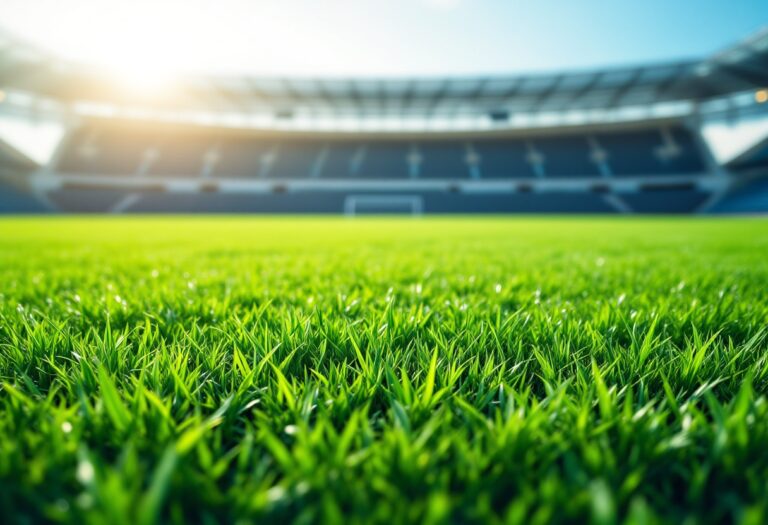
[{"left": 1, "top": 0, "right": 767, "bottom": 78}]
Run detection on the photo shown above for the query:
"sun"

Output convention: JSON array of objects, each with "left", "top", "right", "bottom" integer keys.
[
  {"left": 21, "top": 1, "right": 196, "bottom": 96},
  {"left": 81, "top": 10, "right": 186, "bottom": 96},
  {"left": 105, "top": 53, "right": 177, "bottom": 96}
]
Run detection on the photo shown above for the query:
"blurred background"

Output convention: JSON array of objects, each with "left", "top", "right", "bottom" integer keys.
[{"left": 1, "top": 0, "right": 767, "bottom": 214}]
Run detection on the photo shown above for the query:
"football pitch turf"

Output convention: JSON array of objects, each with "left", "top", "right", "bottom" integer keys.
[{"left": 1, "top": 217, "right": 768, "bottom": 524}]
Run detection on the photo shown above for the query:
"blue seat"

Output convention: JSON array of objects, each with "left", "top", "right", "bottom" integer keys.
[
  {"left": 620, "top": 190, "right": 708, "bottom": 213},
  {"left": 418, "top": 142, "right": 470, "bottom": 179},
  {"left": 534, "top": 136, "right": 600, "bottom": 177},
  {"left": 472, "top": 140, "right": 534, "bottom": 179}
]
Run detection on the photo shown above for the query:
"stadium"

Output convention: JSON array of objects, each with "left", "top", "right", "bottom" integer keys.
[
  {"left": 1, "top": 26, "right": 768, "bottom": 214},
  {"left": 2, "top": 2, "right": 768, "bottom": 524}
]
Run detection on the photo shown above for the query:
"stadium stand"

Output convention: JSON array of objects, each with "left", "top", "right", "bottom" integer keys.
[
  {"left": 709, "top": 178, "right": 768, "bottom": 214},
  {"left": 417, "top": 143, "right": 470, "bottom": 179},
  {"left": 46, "top": 188, "right": 131, "bottom": 213},
  {"left": 0, "top": 119, "right": 739, "bottom": 214},
  {"left": 106, "top": 192, "right": 347, "bottom": 214},
  {"left": 0, "top": 178, "right": 49, "bottom": 213},
  {"left": 33, "top": 189, "right": 625, "bottom": 214},
  {"left": 0, "top": 139, "right": 49, "bottom": 213},
  {"left": 51, "top": 123, "right": 707, "bottom": 181},
  {"left": 705, "top": 134, "right": 768, "bottom": 214},
  {"left": 619, "top": 188, "right": 711, "bottom": 214},
  {"left": 1, "top": 27, "right": 767, "bottom": 214},
  {"left": 472, "top": 140, "right": 534, "bottom": 179}
]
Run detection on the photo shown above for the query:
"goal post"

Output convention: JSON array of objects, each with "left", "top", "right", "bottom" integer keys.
[{"left": 343, "top": 195, "right": 424, "bottom": 216}]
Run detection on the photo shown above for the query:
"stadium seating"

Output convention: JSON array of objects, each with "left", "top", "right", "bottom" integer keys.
[
  {"left": 472, "top": 140, "right": 534, "bottom": 178},
  {"left": 1, "top": 120, "right": 727, "bottom": 215},
  {"left": 214, "top": 138, "right": 272, "bottom": 178},
  {"left": 357, "top": 143, "right": 411, "bottom": 179},
  {"left": 53, "top": 124, "right": 708, "bottom": 180},
  {"left": 597, "top": 129, "right": 705, "bottom": 176},
  {"left": 270, "top": 142, "right": 323, "bottom": 179},
  {"left": 150, "top": 134, "right": 212, "bottom": 177},
  {"left": 46, "top": 188, "right": 132, "bottom": 213},
  {"left": 535, "top": 136, "right": 601, "bottom": 177},
  {"left": 320, "top": 144, "right": 362, "bottom": 179},
  {"left": 127, "top": 192, "right": 346, "bottom": 213},
  {"left": 37, "top": 187, "right": 630, "bottom": 214},
  {"left": 619, "top": 189, "right": 709, "bottom": 213},
  {"left": 0, "top": 179, "right": 49, "bottom": 213},
  {"left": 422, "top": 192, "right": 616, "bottom": 213},
  {"left": 418, "top": 143, "right": 471, "bottom": 179},
  {"left": 57, "top": 127, "right": 148, "bottom": 175},
  {"left": 709, "top": 178, "right": 768, "bottom": 214}
]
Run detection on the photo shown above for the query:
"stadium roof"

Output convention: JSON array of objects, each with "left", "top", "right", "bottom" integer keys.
[{"left": 1, "top": 27, "right": 767, "bottom": 118}]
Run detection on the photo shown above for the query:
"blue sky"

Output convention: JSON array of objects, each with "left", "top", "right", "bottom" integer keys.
[{"left": 1, "top": 0, "right": 767, "bottom": 76}]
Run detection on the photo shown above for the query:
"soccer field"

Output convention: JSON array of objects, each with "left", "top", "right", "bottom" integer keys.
[{"left": 1, "top": 217, "right": 768, "bottom": 524}]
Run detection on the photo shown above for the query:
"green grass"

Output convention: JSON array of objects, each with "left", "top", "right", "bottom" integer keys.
[{"left": 1, "top": 217, "right": 768, "bottom": 525}]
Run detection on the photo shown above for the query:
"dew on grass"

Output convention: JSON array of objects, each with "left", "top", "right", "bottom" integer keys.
[
  {"left": 294, "top": 481, "right": 310, "bottom": 497},
  {"left": 76, "top": 493, "right": 93, "bottom": 510},
  {"left": 76, "top": 459, "right": 94, "bottom": 484},
  {"left": 344, "top": 298, "right": 360, "bottom": 313},
  {"left": 266, "top": 486, "right": 286, "bottom": 504}
]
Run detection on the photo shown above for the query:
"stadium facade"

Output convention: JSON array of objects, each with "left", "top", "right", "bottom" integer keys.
[{"left": 0, "top": 28, "right": 767, "bottom": 214}]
